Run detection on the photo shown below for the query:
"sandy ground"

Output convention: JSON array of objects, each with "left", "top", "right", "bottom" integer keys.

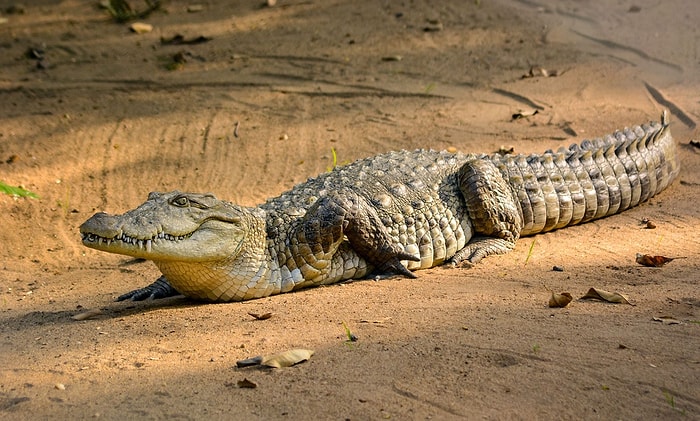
[{"left": 1, "top": 0, "right": 699, "bottom": 419}]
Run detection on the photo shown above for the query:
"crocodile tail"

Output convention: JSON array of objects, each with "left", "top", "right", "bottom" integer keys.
[{"left": 493, "top": 112, "right": 680, "bottom": 236}]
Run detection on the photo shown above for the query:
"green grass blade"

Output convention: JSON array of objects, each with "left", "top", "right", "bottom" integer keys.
[{"left": 0, "top": 182, "right": 39, "bottom": 199}]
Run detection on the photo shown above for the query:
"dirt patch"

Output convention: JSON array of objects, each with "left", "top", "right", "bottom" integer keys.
[{"left": 1, "top": 0, "right": 699, "bottom": 419}]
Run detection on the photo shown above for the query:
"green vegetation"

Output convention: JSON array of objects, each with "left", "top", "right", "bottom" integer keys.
[
  {"left": 327, "top": 147, "right": 338, "bottom": 172},
  {"left": 0, "top": 182, "right": 39, "bottom": 199},
  {"left": 524, "top": 239, "right": 536, "bottom": 265}
]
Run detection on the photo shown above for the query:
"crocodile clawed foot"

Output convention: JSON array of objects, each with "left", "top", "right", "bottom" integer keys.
[
  {"left": 374, "top": 251, "right": 419, "bottom": 279},
  {"left": 447, "top": 259, "right": 474, "bottom": 269},
  {"left": 377, "top": 259, "right": 417, "bottom": 279},
  {"left": 116, "top": 276, "right": 180, "bottom": 301},
  {"left": 450, "top": 236, "right": 516, "bottom": 268}
]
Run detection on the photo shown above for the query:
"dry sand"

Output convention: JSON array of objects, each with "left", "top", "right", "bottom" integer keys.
[{"left": 1, "top": 0, "right": 699, "bottom": 419}]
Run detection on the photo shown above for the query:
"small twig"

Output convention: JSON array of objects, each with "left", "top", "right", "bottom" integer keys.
[{"left": 233, "top": 121, "right": 240, "bottom": 138}]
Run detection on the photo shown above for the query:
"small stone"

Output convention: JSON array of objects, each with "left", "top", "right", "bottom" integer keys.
[
  {"left": 55, "top": 383, "right": 66, "bottom": 390},
  {"left": 552, "top": 265, "right": 564, "bottom": 272}
]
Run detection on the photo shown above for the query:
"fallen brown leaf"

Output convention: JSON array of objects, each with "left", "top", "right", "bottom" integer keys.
[
  {"left": 236, "top": 356, "right": 263, "bottom": 368},
  {"left": 640, "top": 217, "right": 656, "bottom": 229},
  {"left": 160, "top": 34, "right": 213, "bottom": 45},
  {"left": 548, "top": 292, "right": 573, "bottom": 308},
  {"left": 635, "top": 253, "right": 674, "bottom": 267},
  {"left": 496, "top": 145, "right": 515, "bottom": 155},
  {"left": 580, "top": 288, "right": 632, "bottom": 305},
  {"left": 129, "top": 22, "right": 153, "bottom": 34},
  {"left": 237, "top": 378, "right": 257, "bottom": 388},
  {"left": 359, "top": 317, "right": 392, "bottom": 325},
  {"left": 248, "top": 312, "right": 273, "bottom": 320},
  {"left": 512, "top": 109, "right": 538, "bottom": 120},
  {"left": 652, "top": 316, "right": 682, "bottom": 325},
  {"left": 522, "top": 65, "right": 561, "bottom": 78},
  {"left": 71, "top": 309, "right": 103, "bottom": 321},
  {"left": 261, "top": 349, "right": 314, "bottom": 368}
]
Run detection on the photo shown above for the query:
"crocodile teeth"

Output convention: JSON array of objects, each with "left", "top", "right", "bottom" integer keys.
[{"left": 84, "top": 231, "right": 189, "bottom": 249}]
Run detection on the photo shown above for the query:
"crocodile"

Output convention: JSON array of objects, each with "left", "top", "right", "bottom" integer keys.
[{"left": 80, "top": 112, "right": 680, "bottom": 302}]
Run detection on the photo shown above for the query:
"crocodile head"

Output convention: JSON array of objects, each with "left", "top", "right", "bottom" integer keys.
[{"left": 80, "top": 191, "right": 261, "bottom": 262}]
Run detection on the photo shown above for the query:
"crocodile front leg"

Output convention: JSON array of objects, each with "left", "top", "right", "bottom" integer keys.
[
  {"left": 289, "top": 192, "right": 420, "bottom": 280},
  {"left": 117, "top": 275, "right": 181, "bottom": 301},
  {"left": 452, "top": 158, "right": 524, "bottom": 265}
]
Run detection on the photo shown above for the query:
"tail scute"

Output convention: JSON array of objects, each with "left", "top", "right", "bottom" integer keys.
[{"left": 495, "top": 112, "right": 679, "bottom": 236}]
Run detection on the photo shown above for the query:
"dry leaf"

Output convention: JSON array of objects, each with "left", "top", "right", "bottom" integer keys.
[
  {"left": 652, "top": 316, "right": 682, "bottom": 325},
  {"left": 71, "top": 309, "right": 103, "bottom": 321},
  {"left": 512, "top": 110, "right": 538, "bottom": 120},
  {"left": 129, "top": 22, "right": 153, "bottom": 34},
  {"left": 248, "top": 312, "right": 273, "bottom": 320},
  {"left": 360, "top": 317, "right": 392, "bottom": 325},
  {"left": 237, "top": 378, "right": 257, "bottom": 388},
  {"left": 496, "top": 145, "right": 515, "bottom": 155},
  {"left": 423, "top": 20, "right": 443, "bottom": 32},
  {"left": 640, "top": 217, "right": 656, "bottom": 229},
  {"left": 160, "top": 34, "right": 212, "bottom": 45},
  {"left": 236, "top": 356, "right": 263, "bottom": 368},
  {"left": 548, "top": 292, "right": 572, "bottom": 308},
  {"left": 581, "top": 288, "right": 632, "bottom": 305},
  {"left": 522, "top": 65, "right": 561, "bottom": 78},
  {"left": 636, "top": 253, "right": 674, "bottom": 267},
  {"left": 261, "top": 349, "right": 314, "bottom": 368}
]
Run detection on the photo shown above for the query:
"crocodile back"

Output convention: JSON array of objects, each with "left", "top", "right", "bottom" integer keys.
[{"left": 261, "top": 150, "right": 480, "bottom": 270}]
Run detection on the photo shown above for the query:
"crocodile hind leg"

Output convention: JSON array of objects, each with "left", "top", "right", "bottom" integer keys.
[
  {"left": 291, "top": 192, "right": 420, "bottom": 279},
  {"left": 452, "top": 158, "right": 523, "bottom": 265},
  {"left": 117, "top": 275, "right": 181, "bottom": 301}
]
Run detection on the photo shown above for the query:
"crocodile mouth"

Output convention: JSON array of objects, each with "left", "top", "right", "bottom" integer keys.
[{"left": 81, "top": 231, "right": 194, "bottom": 253}]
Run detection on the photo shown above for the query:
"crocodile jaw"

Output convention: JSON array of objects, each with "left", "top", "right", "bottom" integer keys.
[{"left": 81, "top": 218, "right": 244, "bottom": 262}]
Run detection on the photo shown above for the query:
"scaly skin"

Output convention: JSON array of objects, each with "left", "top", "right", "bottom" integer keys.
[{"left": 80, "top": 113, "right": 680, "bottom": 302}]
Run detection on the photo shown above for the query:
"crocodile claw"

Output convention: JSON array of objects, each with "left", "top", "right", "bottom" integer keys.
[
  {"left": 116, "top": 276, "right": 180, "bottom": 301},
  {"left": 372, "top": 249, "right": 419, "bottom": 279}
]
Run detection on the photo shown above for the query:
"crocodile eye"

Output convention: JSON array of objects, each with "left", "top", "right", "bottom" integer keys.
[{"left": 172, "top": 196, "right": 189, "bottom": 207}]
